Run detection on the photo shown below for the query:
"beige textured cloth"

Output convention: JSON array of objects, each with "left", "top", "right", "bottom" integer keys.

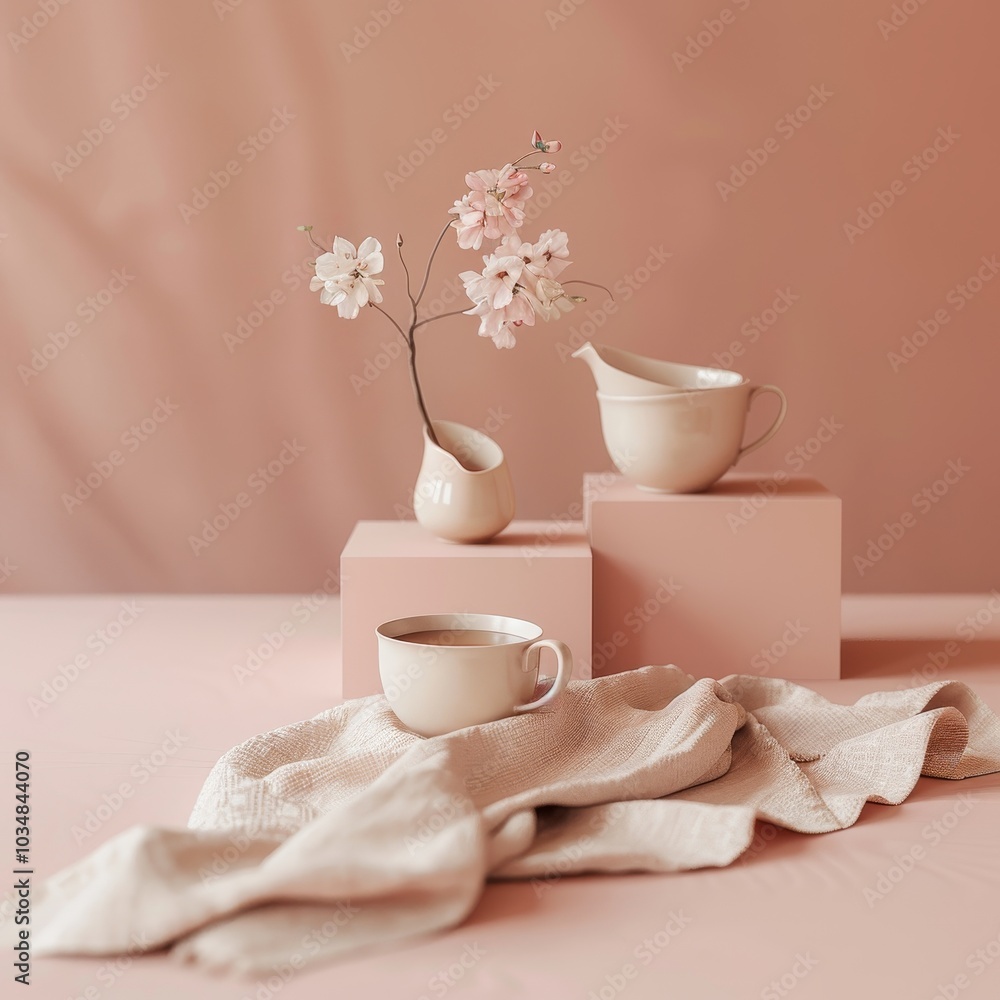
[{"left": 34, "top": 666, "right": 1000, "bottom": 975}]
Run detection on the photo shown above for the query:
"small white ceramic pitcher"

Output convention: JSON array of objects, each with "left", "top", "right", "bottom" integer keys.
[{"left": 413, "top": 420, "right": 515, "bottom": 543}]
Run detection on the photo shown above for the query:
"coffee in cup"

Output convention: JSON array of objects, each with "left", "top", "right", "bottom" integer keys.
[{"left": 376, "top": 613, "right": 573, "bottom": 737}]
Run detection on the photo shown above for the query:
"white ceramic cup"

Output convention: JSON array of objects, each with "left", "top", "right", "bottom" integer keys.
[
  {"left": 596, "top": 382, "right": 787, "bottom": 493},
  {"left": 376, "top": 613, "right": 573, "bottom": 737}
]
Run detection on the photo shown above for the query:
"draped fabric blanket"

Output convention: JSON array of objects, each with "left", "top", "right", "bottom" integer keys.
[{"left": 33, "top": 666, "right": 1000, "bottom": 975}]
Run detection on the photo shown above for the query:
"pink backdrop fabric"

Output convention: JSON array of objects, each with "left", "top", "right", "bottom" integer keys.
[{"left": 1, "top": 0, "right": 997, "bottom": 594}]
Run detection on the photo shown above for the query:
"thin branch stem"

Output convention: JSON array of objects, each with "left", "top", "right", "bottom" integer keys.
[
  {"left": 405, "top": 322, "right": 440, "bottom": 447},
  {"left": 510, "top": 149, "right": 545, "bottom": 167},
  {"left": 396, "top": 238, "right": 416, "bottom": 313},
  {"left": 414, "top": 219, "right": 454, "bottom": 306},
  {"left": 563, "top": 279, "right": 615, "bottom": 300},
  {"left": 303, "top": 231, "right": 328, "bottom": 255},
  {"left": 370, "top": 303, "right": 408, "bottom": 342},
  {"left": 369, "top": 304, "right": 439, "bottom": 448},
  {"left": 303, "top": 223, "right": 442, "bottom": 449},
  {"left": 413, "top": 307, "right": 469, "bottom": 330}
]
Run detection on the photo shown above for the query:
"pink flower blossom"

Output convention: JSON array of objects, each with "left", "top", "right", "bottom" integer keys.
[
  {"left": 530, "top": 129, "right": 562, "bottom": 154},
  {"left": 460, "top": 253, "right": 524, "bottom": 309},
  {"left": 497, "top": 229, "right": 572, "bottom": 291},
  {"left": 461, "top": 229, "right": 575, "bottom": 347},
  {"left": 309, "top": 236, "right": 385, "bottom": 319},
  {"left": 448, "top": 194, "right": 485, "bottom": 251},
  {"left": 527, "top": 228, "right": 571, "bottom": 278},
  {"left": 449, "top": 164, "right": 533, "bottom": 249},
  {"left": 463, "top": 289, "right": 535, "bottom": 349},
  {"left": 525, "top": 275, "right": 575, "bottom": 322}
]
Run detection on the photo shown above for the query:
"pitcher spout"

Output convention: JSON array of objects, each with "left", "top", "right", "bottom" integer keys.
[
  {"left": 571, "top": 341, "right": 618, "bottom": 393},
  {"left": 570, "top": 341, "right": 599, "bottom": 367},
  {"left": 572, "top": 341, "right": 745, "bottom": 396}
]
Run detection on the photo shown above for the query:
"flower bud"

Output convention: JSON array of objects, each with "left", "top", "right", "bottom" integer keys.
[
  {"left": 539, "top": 162, "right": 556, "bottom": 173},
  {"left": 531, "top": 129, "right": 543, "bottom": 149},
  {"left": 544, "top": 139, "right": 563, "bottom": 153}
]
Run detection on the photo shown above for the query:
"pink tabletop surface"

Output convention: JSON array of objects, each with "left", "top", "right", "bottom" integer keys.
[{"left": 4, "top": 594, "right": 1000, "bottom": 1000}]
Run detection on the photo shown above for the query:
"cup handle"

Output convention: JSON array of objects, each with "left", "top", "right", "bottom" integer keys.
[
  {"left": 735, "top": 385, "right": 788, "bottom": 464},
  {"left": 514, "top": 639, "right": 573, "bottom": 713}
]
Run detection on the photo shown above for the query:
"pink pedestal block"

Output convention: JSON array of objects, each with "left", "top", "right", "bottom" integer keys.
[
  {"left": 340, "top": 520, "right": 592, "bottom": 698},
  {"left": 584, "top": 473, "right": 841, "bottom": 680}
]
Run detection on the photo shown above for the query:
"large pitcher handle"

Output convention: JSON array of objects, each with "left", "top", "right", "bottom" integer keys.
[{"left": 735, "top": 385, "right": 787, "bottom": 464}]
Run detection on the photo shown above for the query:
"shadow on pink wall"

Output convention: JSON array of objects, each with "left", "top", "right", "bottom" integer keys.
[{"left": 0, "top": 0, "right": 996, "bottom": 593}]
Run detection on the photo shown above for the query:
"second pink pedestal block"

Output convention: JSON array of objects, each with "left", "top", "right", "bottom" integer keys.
[
  {"left": 340, "top": 520, "right": 592, "bottom": 698},
  {"left": 584, "top": 473, "right": 842, "bottom": 680}
]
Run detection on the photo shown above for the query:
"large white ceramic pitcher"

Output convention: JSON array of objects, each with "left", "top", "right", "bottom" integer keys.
[{"left": 573, "top": 342, "right": 787, "bottom": 493}]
